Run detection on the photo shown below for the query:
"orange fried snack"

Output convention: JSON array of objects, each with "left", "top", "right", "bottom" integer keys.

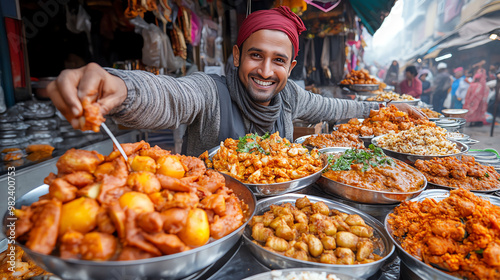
[
  {"left": 388, "top": 189, "right": 500, "bottom": 280},
  {"left": 302, "top": 131, "right": 364, "bottom": 149},
  {"left": 80, "top": 98, "right": 105, "bottom": 132},
  {"left": 13, "top": 143, "right": 247, "bottom": 261},
  {"left": 26, "top": 144, "right": 54, "bottom": 154},
  {"left": 336, "top": 105, "right": 435, "bottom": 137},
  {"left": 414, "top": 156, "right": 500, "bottom": 191}
]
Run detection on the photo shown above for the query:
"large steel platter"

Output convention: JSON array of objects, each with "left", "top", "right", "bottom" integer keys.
[
  {"left": 208, "top": 147, "right": 327, "bottom": 197},
  {"left": 243, "top": 194, "right": 395, "bottom": 279},
  {"left": 384, "top": 189, "right": 500, "bottom": 280},
  {"left": 2, "top": 174, "right": 256, "bottom": 280},
  {"left": 316, "top": 147, "right": 427, "bottom": 204},
  {"left": 371, "top": 136, "right": 469, "bottom": 165},
  {"left": 241, "top": 268, "right": 363, "bottom": 280}
]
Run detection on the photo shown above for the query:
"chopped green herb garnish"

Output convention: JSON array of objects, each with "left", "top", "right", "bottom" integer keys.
[
  {"left": 485, "top": 172, "right": 490, "bottom": 178},
  {"left": 236, "top": 133, "right": 266, "bottom": 154},
  {"left": 475, "top": 249, "right": 484, "bottom": 254},
  {"left": 325, "top": 145, "right": 393, "bottom": 172}
]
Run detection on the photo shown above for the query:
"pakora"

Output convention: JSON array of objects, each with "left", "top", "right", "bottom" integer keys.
[{"left": 388, "top": 188, "right": 500, "bottom": 280}]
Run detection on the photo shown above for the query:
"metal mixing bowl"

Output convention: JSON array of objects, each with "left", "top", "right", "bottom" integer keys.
[
  {"left": 317, "top": 147, "right": 427, "bottom": 204},
  {"left": 2, "top": 174, "right": 256, "bottom": 280},
  {"left": 208, "top": 147, "right": 328, "bottom": 197},
  {"left": 243, "top": 194, "right": 395, "bottom": 279},
  {"left": 371, "top": 136, "right": 469, "bottom": 165},
  {"left": 384, "top": 189, "right": 500, "bottom": 280}
]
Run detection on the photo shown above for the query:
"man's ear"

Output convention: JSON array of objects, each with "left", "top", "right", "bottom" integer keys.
[
  {"left": 233, "top": 45, "right": 240, "bottom": 67},
  {"left": 288, "top": 60, "right": 298, "bottom": 76}
]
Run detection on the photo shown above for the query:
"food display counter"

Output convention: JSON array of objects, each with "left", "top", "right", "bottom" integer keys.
[{"left": 3, "top": 107, "right": 500, "bottom": 280}]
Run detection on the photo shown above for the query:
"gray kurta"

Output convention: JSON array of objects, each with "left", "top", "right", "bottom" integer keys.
[{"left": 106, "top": 69, "right": 378, "bottom": 156}]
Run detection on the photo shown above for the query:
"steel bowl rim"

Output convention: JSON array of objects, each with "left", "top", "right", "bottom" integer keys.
[
  {"left": 244, "top": 194, "right": 395, "bottom": 269},
  {"left": 318, "top": 148, "right": 428, "bottom": 197},
  {"left": 383, "top": 189, "right": 500, "bottom": 280},
  {"left": 371, "top": 136, "right": 469, "bottom": 157},
  {"left": 3, "top": 174, "right": 257, "bottom": 267},
  {"left": 241, "top": 268, "right": 363, "bottom": 280}
]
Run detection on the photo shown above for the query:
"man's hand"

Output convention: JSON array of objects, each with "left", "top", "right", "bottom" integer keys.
[
  {"left": 391, "top": 103, "right": 428, "bottom": 120},
  {"left": 47, "top": 63, "right": 128, "bottom": 130}
]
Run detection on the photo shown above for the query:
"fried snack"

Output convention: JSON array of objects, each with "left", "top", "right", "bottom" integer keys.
[
  {"left": 302, "top": 131, "right": 364, "bottom": 149},
  {"left": 13, "top": 142, "right": 247, "bottom": 261},
  {"left": 419, "top": 108, "right": 442, "bottom": 118},
  {"left": 375, "top": 126, "right": 460, "bottom": 156},
  {"left": 79, "top": 98, "right": 105, "bottom": 132},
  {"left": 388, "top": 188, "right": 500, "bottom": 280},
  {"left": 336, "top": 105, "right": 435, "bottom": 137},
  {"left": 203, "top": 132, "right": 323, "bottom": 184},
  {"left": 249, "top": 197, "right": 382, "bottom": 265},
  {"left": 0, "top": 245, "right": 52, "bottom": 279},
  {"left": 2, "top": 150, "right": 23, "bottom": 161},
  {"left": 1, "top": 148, "right": 20, "bottom": 153},
  {"left": 26, "top": 144, "right": 54, "bottom": 154},
  {"left": 340, "top": 69, "right": 379, "bottom": 85},
  {"left": 415, "top": 156, "right": 500, "bottom": 191},
  {"left": 366, "top": 92, "right": 415, "bottom": 101},
  {"left": 323, "top": 146, "right": 425, "bottom": 192}
]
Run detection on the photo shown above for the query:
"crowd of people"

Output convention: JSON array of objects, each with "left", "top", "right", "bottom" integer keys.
[{"left": 373, "top": 60, "right": 500, "bottom": 127}]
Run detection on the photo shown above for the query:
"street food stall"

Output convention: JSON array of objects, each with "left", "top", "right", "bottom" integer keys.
[{"left": 2, "top": 97, "right": 500, "bottom": 280}]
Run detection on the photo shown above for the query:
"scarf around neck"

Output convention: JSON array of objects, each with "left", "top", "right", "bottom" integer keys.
[{"left": 225, "top": 65, "right": 291, "bottom": 139}]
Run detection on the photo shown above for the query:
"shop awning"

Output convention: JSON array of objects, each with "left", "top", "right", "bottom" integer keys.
[{"left": 349, "top": 0, "right": 397, "bottom": 35}]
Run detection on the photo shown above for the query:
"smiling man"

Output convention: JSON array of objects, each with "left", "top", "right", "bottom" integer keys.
[{"left": 47, "top": 6, "right": 420, "bottom": 156}]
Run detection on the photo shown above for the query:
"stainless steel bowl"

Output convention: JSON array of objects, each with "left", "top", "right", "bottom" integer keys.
[
  {"left": 208, "top": 147, "right": 328, "bottom": 197},
  {"left": 294, "top": 134, "right": 364, "bottom": 150},
  {"left": 348, "top": 84, "right": 380, "bottom": 92},
  {"left": 2, "top": 174, "right": 256, "bottom": 280},
  {"left": 333, "top": 119, "right": 372, "bottom": 148},
  {"left": 242, "top": 268, "right": 363, "bottom": 280},
  {"left": 371, "top": 136, "right": 469, "bottom": 165},
  {"left": 243, "top": 194, "right": 395, "bottom": 279},
  {"left": 384, "top": 189, "right": 500, "bottom": 280},
  {"left": 317, "top": 147, "right": 427, "bottom": 204}
]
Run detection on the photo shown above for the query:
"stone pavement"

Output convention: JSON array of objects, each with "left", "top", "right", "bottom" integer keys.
[{"left": 463, "top": 122, "right": 500, "bottom": 152}]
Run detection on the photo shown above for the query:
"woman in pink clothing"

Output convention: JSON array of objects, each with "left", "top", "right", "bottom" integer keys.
[
  {"left": 398, "top": 66, "right": 422, "bottom": 98},
  {"left": 463, "top": 67, "right": 489, "bottom": 126}
]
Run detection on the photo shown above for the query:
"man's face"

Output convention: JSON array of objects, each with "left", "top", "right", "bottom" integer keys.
[
  {"left": 233, "top": 29, "right": 297, "bottom": 106},
  {"left": 405, "top": 71, "right": 414, "bottom": 80},
  {"left": 454, "top": 70, "right": 463, "bottom": 78}
]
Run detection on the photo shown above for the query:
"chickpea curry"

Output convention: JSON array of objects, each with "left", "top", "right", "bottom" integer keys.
[
  {"left": 249, "top": 197, "right": 382, "bottom": 265},
  {"left": 322, "top": 145, "right": 425, "bottom": 193},
  {"left": 388, "top": 189, "right": 500, "bottom": 280},
  {"left": 201, "top": 132, "right": 324, "bottom": 184},
  {"left": 13, "top": 141, "right": 247, "bottom": 261}
]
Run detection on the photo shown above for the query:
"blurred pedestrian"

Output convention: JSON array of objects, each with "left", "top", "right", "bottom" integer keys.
[
  {"left": 399, "top": 65, "right": 422, "bottom": 98},
  {"left": 450, "top": 67, "right": 469, "bottom": 109},
  {"left": 487, "top": 64, "right": 497, "bottom": 81},
  {"left": 384, "top": 60, "right": 399, "bottom": 87},
  {"left": 418, "top": 69, "right": 432, "bottom": 104},
  {"left": 432, "top": 62, "right": 452, "bottom": 113},
  {"left": 464, "top": 68, "right": 489, "bottom": 126}
]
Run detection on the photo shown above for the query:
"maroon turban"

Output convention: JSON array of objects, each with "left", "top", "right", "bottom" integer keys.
[{"left": 236, "top": 6, "right": 306, "bottom": 59}]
